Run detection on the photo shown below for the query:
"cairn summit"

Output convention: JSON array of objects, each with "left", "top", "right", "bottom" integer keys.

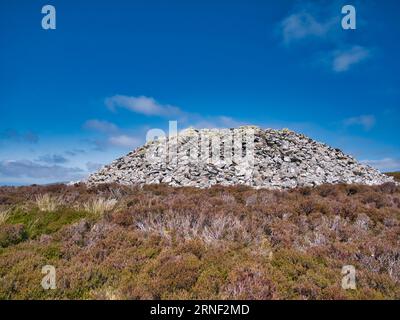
[{"left": 86, "top": 126, "right": 395, "bottom": 189}]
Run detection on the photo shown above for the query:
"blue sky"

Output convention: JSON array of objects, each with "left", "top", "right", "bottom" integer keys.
[{"left": 0, "top": 0, "right": 399, "bottom": 185}]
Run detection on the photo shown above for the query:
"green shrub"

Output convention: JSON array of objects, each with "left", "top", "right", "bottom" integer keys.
[
  {"left": 0, "top": 224, "right": 27, "bottom": 248},
  {"left": 7, "top": 207, "right": 88, "bottom": 239}
]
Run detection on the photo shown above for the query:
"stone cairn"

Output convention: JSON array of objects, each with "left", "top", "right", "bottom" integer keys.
[{"left": 85, "top": 126, "right": 395, "bottom": 189}]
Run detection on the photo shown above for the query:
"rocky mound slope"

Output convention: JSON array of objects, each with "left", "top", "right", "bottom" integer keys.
[{"left": 86, "top": 126, "right": 395, "bottom": 189}]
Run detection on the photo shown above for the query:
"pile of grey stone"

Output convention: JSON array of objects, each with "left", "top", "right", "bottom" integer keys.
[{"left": 85, "top": 126, "right": 395, "bottom": 189}]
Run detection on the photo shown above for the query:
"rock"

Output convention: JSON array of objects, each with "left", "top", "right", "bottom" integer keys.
[{"left": 84, "top": 126, "right": 396, "bottom": 190}]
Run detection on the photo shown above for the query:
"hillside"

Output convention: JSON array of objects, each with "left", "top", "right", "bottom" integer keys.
[{"left": 1, "top": 182, "right": 399, "bottom": 300}]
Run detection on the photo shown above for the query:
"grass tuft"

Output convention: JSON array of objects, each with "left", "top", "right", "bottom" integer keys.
[
  {"left": 0, "top": 208, "right": 10, "bottom": 225},
  {"left": 83, "top": 197, "right": 117, "bottom": 217},
  {"left": 35, "top": 194, "right": 62, "bottom": 212}
]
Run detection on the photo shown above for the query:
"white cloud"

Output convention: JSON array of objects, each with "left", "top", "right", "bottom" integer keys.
[
  {"left": 278, "top": 3, "right": 372, "bottom": 73},
  {"left": 108, "top": 135, "right": 140, "bottom": 148},
  {"left": 94, "top": 95, "right": 253, "bottom": 151},
  {"left": 99, "top": 95, "right": 246, "bottom": 145},
  {"left": 361, "top": 158, "right": 400, "bottom": 172},
  {"left": 343, "top": 115, "right": 376, "bottom": 131},
  {"left": 36, "top": 154, "right": 68, "bottom": 164},
  {"left": 105, "top": 95, "right": 182, "bottom": 118},
  {"left": 83, "top": 118, "right": 142, "bottom": 150},
  {"left": 83, "top": 119, "right": 119, "bottom": 133},
  {"left": 0, "top": 159, "right": 84, "bottom": 181},
  {"left": 280, "top": 12, "right": 333, "bottom": 44},
  {"left": 332, "top": 46, "right": 371, "bottom": 72}
]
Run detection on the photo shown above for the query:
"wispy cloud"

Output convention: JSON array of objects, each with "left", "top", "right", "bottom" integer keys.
[
  {"left": 0, "top": 129, "right": 39, "bottom": 144},
  {"left": 277, "top": 0, "right": 340, "bottom": 45},
  {"left": 277, "top": 2, "right": 372, "bottom": 73},
  {"left": 331, "top": 46, "right": 371, "bottom": 72},
  {"left": 361, "top": 158, "right": 400, "bottom": 172},
  {"left": 343, "top": 115, "right": 376, "bottom": 131},
  {"left": 83, "top": 119, "right": 119, "bottom": 133},
  {"left": 65, "top": 149, "right": 86, "bottom": 157},
  {"left": 0, "top": 159, "right": 84, "bottom": 181},
  {"left": 104, "top": 95, "right": 241, "bottom": 129},
  {"left": 108, "top": 135, "right": 141, "bottom": 148},
  {"left": 36, "top": 154, "right": 68, "bottom": 164},
  {"left": 280, "top": 11, "right": 334, "bottom": 45},
  {"left": 87, "top": 95, "right": 246, "bottom": 151},
  {"left": 105, "top": 95, "right": 183, "bottom": 118}
]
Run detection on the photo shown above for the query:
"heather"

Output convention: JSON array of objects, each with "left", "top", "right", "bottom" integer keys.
[{"left": 0, "top": 182, "right": 399, "bottom": 300}]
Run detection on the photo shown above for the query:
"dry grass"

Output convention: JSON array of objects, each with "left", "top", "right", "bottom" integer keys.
[
  {"left": 0, "top": 208, "right": 10, "bottom": 225},
  {"left": 83, "top": 197, "right": 117, "bottom": 217},
  {"left": 135, "top": 210, "right": 254, "bottom": 244},
  {"left": 35, "top": 194, "right": 63, "bottom": 212}
]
